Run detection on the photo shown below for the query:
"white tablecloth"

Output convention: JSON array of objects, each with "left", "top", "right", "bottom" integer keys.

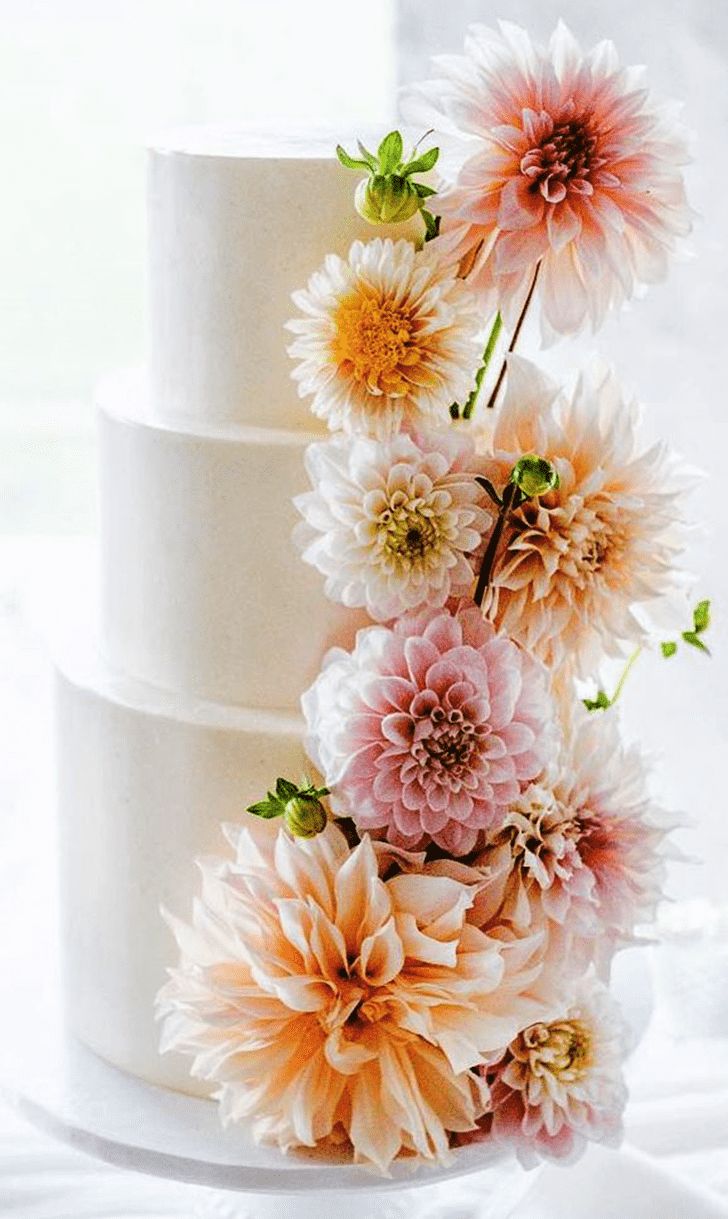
[{"left": 1, "top": 1030, "right": 727, "bottom": 1218}]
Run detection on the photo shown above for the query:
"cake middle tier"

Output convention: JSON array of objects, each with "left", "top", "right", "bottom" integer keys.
[{"left": 99, "top": 370, "right": 368, "bottom": 709}]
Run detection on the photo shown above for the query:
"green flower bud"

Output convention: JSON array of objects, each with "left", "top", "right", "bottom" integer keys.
[
  {"left": 355, "top": 174, "right": 422, "bottom": 225},
  {"left": 283, "top": 794, "right": 328, "bottom": 839},
  {"left": 510, "top": 454, "right": 560, "bottom": 498}
]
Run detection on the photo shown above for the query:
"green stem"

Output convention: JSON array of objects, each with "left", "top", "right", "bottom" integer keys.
[
  {"left": 462, "top": 312, "right": 503, "bottom": 420},
  {"left": 584, "top": 647, "right": 642, "bottom": 712},
  {"left": 610, "top": 647, "right": 642, "bottom": 707}
]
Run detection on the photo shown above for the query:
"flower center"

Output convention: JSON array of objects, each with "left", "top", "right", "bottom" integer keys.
[
  {"left": 521, "top": 1017, "right": 594, "bottom": 1082},
  {"left": 379, "top": 495, "right": 441, "bottom": 564},
  {"left": 521, "top": 116, "right": 598, "bottom": 203},
  {"left": 333, "top": 293, "right": 417, "bottom": 397},
  {"left": 412, "top": 706, "right": 479, "bottom": 783}
]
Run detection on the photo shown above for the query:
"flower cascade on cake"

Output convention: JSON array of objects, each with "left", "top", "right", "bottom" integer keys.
[{"left": 158, "top": 27, "right": 707, "bottom": 1178}]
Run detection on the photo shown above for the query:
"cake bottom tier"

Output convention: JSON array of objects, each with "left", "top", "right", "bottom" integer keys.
[{"left": 55, "top": 636, "right": 308, "bottom": 1095}]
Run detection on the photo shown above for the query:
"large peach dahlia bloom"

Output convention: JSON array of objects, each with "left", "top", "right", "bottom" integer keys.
[
  {"left": 157, "top": 820, "right": 558, "bottom": 1172},
  {"left": 286, "top": 238, "right": 483, "bottom": 438},
  {"left": 405, "top": 21, "right": 691, "bottom": 338},
  {"left": 480, "top": 357, "right": 692, "bottom": 677}
]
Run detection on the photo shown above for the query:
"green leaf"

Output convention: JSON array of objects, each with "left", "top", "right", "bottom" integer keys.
[
  {"left": 661, "top": 640, "right": 678, "bottom": 658},
  {"left": 246, "top": 798, "right": 283, "bottom": 819},
  {"left": 411, "top": 181, "right": 437, "bottom": 198},
  {"left": 276, "top": 777, "right": 299, "bottom": 801},
  {"left": 357, "top": 140, "right": 378, "bottom": 171},
  {"left": 583, "top": 690, "right": 611, "bottom": 712},
  {"left": 693, "top": 599, "right": 711, "bottom": 634},
  {"left": 422, "top": 209, "right": 440, "bottom": 241},
  {"left": 377, "top": 130, "right": 403, "bottom": 173},
  {"left": 682, "top": 630, "right": 710, "bottom": 655},
  {"left": 336, "top": 144, "right": 371, "bottom": 172},
  {"left": 403, "top": 145, "right": 440, "bottom": 175}
]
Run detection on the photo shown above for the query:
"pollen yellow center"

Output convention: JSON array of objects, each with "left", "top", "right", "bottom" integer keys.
[
  {"left": 333, "top": 292, "right": 422, "bottom": 397},
  {"left": 522, "top": 1017, "right": 594, "bottom": 1083}
]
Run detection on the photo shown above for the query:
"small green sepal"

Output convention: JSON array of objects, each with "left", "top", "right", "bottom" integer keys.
[{"left": 661, "top": 640, "right": 678, "bottom": 659}]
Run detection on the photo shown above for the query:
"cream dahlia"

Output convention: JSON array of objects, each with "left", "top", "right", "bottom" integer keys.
[
  {"left": 472, "top": 978, "right": 628, "bottom": 1166},
  {"left": 480, "top": 357, "right": 692, "bottom": 678},
  {"left": 294, "top": 429, "right": 490, "bottom": 621},
  {"left": 157, "top": 819, "right": 559, "bottom": 1172},
  {"left": 286, "top": 238, "right": 483, "bottom": 437},
  {"left": 472, "top": 707, "right": 668, "bottom": 948},
  {"left": 302, "top": 604, "right": 554, "bottom": 856},
  {"left": 404, "top": 20, "right": 691, "bottom": 338}
]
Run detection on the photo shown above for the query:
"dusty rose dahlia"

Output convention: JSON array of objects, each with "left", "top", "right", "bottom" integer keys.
[
  {"left": 157, "top": 820, "right": 559, "bottom": 1172},
  {"left": 404, "top": 20, "right": 691, "bottom": 338},
  {"left": 471, "top": 707, "right": 668, "bottom": 950},
  {"left": 294, "top": 429, "right": 490, "bottom": 621},
  {"left": 286, "top": 238, "right": 483, "bottom": 437},
  {"left": 470, "top": 977, "right": 628, "bottom": 1167},
  {"left": 480, "top": 357, "right": 692, "bottom": 678},
  {"left": 302, "top": 604, "right": 554, "bottom": 856}
]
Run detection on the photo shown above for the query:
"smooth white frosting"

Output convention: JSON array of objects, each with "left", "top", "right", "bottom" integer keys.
[
  {"left": 56, "top": 631, "right": 310, "bottom": 1094},
  {"left": 147, "top": 127, "right": 424, "bottom": 430},
  {"left": 98, "top": 370, "right": 368, "bottom": 709},
  {"left": 59, "top": 127, "right": 422, "bottom": 1093}
]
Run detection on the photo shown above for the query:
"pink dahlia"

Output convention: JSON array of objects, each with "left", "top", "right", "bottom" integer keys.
[
  {"left": 469, "top": 978, "right": 628, "bottom": 1167},
  {"left": 404, "top": 21, "right": 691, "bottom": 338},
  {"left": 471, "top": 706, "right": 669, "bottom": 951},
  {"left": 302, "top": 604, "right": 554, "bottom": 856}
]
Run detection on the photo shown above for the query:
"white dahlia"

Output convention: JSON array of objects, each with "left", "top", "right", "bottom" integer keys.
[
  {"left": 286, "top": 238, "right": 484, "bottom": 438},
  {"left": 294, "top": 429, "right": 491, "bottom": 621},
  {"left": 480, "top": 357, "right": 693, "bottom": 677}
]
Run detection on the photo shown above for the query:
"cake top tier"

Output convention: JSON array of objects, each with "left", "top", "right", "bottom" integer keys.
[{"left": 147, "top": 125, "right": 423, "bottom": 433}]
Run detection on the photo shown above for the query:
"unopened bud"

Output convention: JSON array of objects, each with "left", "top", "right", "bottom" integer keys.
[
  {"left": 284, "top": 794, "right": 328, "bottom": 839},
  {"left": 510, "top": 454, "right": 560, "bottom": 498},
  {"left": 355, "top": 174, "right": 422, "bottom": 225}
]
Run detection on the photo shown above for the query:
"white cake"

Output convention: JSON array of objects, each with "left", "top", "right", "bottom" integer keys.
[{"left": 55, "top": 129, "right": 422, "bottom": 1093}]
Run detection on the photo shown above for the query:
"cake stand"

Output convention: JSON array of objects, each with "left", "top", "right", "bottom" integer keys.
[
  {"left": 0, "top": 915, "right": 542, "bottom": 1219},
  {"left": 0, "top": 855, "right": 649, "bottom": 1219}
]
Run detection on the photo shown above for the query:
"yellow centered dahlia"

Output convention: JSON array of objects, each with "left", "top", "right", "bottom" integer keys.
[
  {"left": 157, "top": 819, "right": 559, "bottom": 1172},
  {"left": 479, "top": 357, "right": 692, "bottom": 677},
  {"left": 404, "top": 21, "right": 691, "bottom": 338},
  {"left": 286, "top": 238, "right": 483, "bottom": 438},
  {"left": 475, "top": 978, "right": 628, "bottom": 1166}
]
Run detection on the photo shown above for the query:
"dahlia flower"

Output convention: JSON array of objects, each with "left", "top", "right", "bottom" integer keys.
[
  {"left": 471, "top": 707, "right": 668, "bottom": 948},
  {"left": 302, "top": 604, "right": 554, "bottom": 856},
  {"left": 404, "top": 20, "right": 691, "bottom": 339},
  {"left": 157, "top": 819, "right": 560, "bottom": 1172},
  {"left": 286, "top": 238, "right": 483, "bottom": 437},
  {"left": 480, "top": 357, "right": 692, "bottom": 678},
  {"left": 472, "top": 977, "right": 628, "bottom": 1167},
  {"left": 294, "top": 429, "right": 490, "bottom": 621}
]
